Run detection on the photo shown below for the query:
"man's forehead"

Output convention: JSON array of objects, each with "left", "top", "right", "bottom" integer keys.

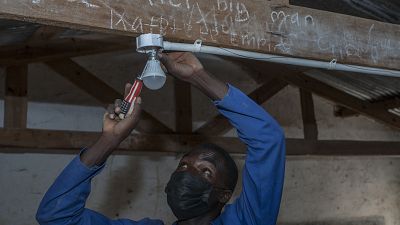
[
  {"left": 182, "top": 149, "right": 219, "bottom": 165},
  {"left": 184, "top": 148, "right": 217, "bottom": 158}
]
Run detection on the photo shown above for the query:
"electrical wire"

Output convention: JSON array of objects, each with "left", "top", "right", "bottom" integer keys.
[
  {"left": 162, "top": 40, "right": 400, "bottom": 78},
  {"left": 216, "top": 46, "right": 400, "bottom": 77}
]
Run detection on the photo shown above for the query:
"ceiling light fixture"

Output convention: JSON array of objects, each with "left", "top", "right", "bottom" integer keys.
[{"left": 136, "top": 33, "right": 166, "bottom": 90}]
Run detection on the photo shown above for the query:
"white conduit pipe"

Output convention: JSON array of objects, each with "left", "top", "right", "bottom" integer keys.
[{"left": 163, "top": 41, "right": 400, "bottom": 78}]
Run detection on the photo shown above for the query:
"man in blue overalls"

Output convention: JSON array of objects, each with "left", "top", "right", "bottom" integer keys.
[{"left": 36, "top": 52, "right": 286, "bottom": 225}]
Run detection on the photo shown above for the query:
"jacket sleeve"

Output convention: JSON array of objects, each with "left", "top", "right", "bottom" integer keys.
[
  {"left": 36, "top": 153, "right": 163, "bottom": 225},
  {"left": 213, "top": 85, "right": 286, "bottom": 225}
]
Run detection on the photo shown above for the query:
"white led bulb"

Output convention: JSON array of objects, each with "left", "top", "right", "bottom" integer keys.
[
  {"left": 136, "top": 34, "right": 166, "bottom": 90},
  {"left": 141, "top": 56, "right": 166, "bottom": 90}
]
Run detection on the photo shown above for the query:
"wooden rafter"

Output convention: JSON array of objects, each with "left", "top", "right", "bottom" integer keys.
[
  {"left": 335, "top": 97, "right": 400, "bottom": 118},
  {"left": 4, "top": 65, "right": 28, "bottom": 129},
  {"left": 334, "top": 105, "right": 359, "bottom": 118},
  {"left": 282, "top": 71, "right": 400, "bottom": 129},
  {"left": 371, "top": 97, "right": 400, "bottom": 110},
  {"left": 234, "top": 59, "right": 400, "bottom": 130},
  {"left": 25, "top": 25, "right": 65, "bottom": 44},
  {"left": 174, "top": 78, "right": 192, "bottom": 133},
  {"left": 0, "top": 1, "right": 399, "bottom": 70},
  {"left": 195, "top": 77, "right": 288, "bottom": 135},
  {"left": 44, "top": 59, "right": 173, "bottom": 134},
  {"left": 0, "top": 128, "right": 399, "bottom": 155},
  {"left": 299, "top": 89, "right": 318, "bottom": 140},
  {"left": 0, "top": 37, "right": 132, "bottom": 66}
]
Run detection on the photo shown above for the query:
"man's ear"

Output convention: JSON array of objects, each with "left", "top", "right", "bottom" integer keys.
[{"left": 217, "top": 190, "right": 232, "bottom": 204}]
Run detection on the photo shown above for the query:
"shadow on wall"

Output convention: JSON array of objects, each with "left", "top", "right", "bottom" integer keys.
[
  {"left": 279, "top": 216, "right": 385, "bottom": 225},
  {"left": 95, "top": 154, "right": 176, "bottom": 221},
  {"left": 97, "top": 156, "right": 144, "bottom": 218}
]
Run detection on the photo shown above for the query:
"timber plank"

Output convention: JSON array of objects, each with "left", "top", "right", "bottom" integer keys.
[
  {"left": 0, "top": 128, "right": 399, "bottom": 155},
  {"left": 0, "top": 1, "right": 399, "bottom": 70}
]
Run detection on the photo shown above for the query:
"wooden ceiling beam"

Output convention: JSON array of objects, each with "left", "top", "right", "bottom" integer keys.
[
  {"left": 195, "top": 77, "right": 288, "bottom": 135},
  {"left": 0, "top": 0, "right": 399, "bottom": 70},
  {"left": 0, "top": 128, "right": 399, "bottom": 155},
  {"left": 45, "top": 59, "right": 173, "bottom": 134},
  {"left": 25, "top": 25, "right": 65, "bottom": 44}
]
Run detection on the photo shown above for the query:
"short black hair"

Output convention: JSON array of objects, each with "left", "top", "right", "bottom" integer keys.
[{"left": 193, "top": 143, "right": 238, "bottom": 191}]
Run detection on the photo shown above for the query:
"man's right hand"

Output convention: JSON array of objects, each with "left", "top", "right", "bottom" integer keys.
[
  {"left": 81, "top": 83, "right": 141, "bottom": 167},
  {"left": 102, "top": 83, "right": 142, "bottom": 147},
  {"left": 159, "top": 52, "right": 204, "bottom": 83}
]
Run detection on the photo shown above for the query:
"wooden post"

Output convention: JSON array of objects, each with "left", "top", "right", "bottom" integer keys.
[
  {"left": 299, "top": 88, "right": 318, "bottom": 140},
  {"left": 4, "top": 65, "right": 28, "bottom": 128},
  {"left": 174, "top": 79, "right": 192, "bottom": 133}
]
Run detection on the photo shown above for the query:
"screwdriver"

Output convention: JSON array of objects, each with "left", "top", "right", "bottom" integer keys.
[{"left": 119, "top": 77, "right": 143, "bottom": 119}]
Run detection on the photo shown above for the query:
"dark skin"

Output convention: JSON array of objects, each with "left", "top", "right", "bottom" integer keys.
[
  {"left": 175, "top": 150, "right": 233, "bottom": 224},
  {"left": 81, "top": 52, "right": 231, "bottom": 225}
]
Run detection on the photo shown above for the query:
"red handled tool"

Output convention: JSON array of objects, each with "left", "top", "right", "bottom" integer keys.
[{"left": 119, "top": 78, "right": 143, "bottom": 119}]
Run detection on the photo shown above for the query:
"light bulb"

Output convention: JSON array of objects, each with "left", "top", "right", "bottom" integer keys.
[
  {"left": 141, "top": 58, "right": 166, "bottom": 90},
  {"left": 136, "top": 34, "right": 166, "bottom": 90}
]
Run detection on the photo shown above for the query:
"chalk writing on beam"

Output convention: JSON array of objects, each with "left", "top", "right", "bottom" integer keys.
[
  {"left": 102, "top": 0, "right": 397, "bottom": 64},
  {"left": 217, "top": 0, "right": 249, "bottom": 22},
  {"left": 67, "top": 0, "right": 100, "bottom": 8},
  {"left": 148, "top": 0, "right": 190, "bottom": 9}
]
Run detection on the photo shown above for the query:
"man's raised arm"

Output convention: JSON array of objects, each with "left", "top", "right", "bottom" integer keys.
[
  {"left": 35, "top": 85, "right": 159, "bottom": 225},
  {"left": 160, "top": 52, "right": 286, "bottom": 225},
  {"left": 213, "top": 83, "right": 285, "bottom": 225}
]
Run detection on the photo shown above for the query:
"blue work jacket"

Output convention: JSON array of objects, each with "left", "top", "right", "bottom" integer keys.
[{"left": 36, "top": 85, "right": 286, "bottom": 225}]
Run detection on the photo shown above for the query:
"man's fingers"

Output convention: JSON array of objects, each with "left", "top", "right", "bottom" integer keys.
[
  {"left": 159, "top": 53, "right": 176, "bottom": 71},
  {"left": 124, "top": 83, "right": 132, "bottom": 97},
  {"left": 127, "top": 97, "right": 141, "bottom": 116},
  {"left": 114, "top": 99, "right": 122, "bottom": 114},
  {"left": 125, "top": 97, "right": 142, "bottom": 121},
  {"left": 137, "top": 97, "right": 142, "bottom": 105},
  {"left": 160, "top": 63, "right": 168, "bottom": 73},
  {"left": 106, "top": 104, "right": 115, "bottom": 120},
  {"left": 117, "top": 97, "right": 142, "bottom": 132}
]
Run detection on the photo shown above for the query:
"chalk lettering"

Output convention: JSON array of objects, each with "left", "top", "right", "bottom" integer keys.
[
  {"left": 169, "top": 0, "right": 181, "bottom": 8},
  {"left": 131, "top": 17, "right": 144, "bottom": 33},
  {"left": 235, "top": 3, "right": 249, "bottom": 22}
]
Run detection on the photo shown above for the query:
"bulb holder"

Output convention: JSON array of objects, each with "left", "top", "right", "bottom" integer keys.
[{"left": 136, "top": 33, "right": 164, "bottom": 53}]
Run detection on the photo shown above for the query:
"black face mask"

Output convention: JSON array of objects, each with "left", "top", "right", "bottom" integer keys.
[{"left": 165, "top": 171, "right": 218, "bottom": 221}]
